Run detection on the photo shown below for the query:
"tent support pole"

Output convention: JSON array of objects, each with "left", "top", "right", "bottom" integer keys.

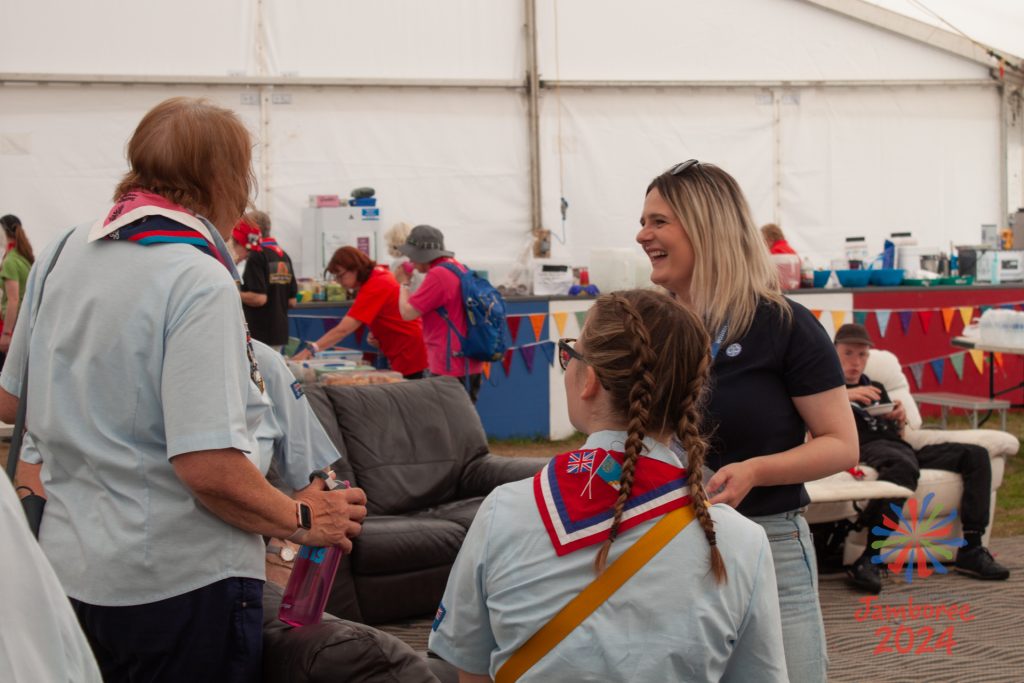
[{"left": 525, "top": 0, "right": 548, "bottom": 257}]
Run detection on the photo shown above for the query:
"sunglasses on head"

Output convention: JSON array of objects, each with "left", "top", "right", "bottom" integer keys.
[
  {"left": 557, "top": 338, "right": 584, "bottom": 371},
  {"left": 669, "top": 159, "right": 702, "bottom": 176}
]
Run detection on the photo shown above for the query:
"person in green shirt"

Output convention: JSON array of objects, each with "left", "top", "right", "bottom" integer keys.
[{"left": 0, "top": 214, "right": 35, "bottom": 362}]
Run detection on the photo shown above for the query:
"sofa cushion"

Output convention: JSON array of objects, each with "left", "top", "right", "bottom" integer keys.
[
  {"left": 352, "top": 516, "right": 466, "bottom": 576},
  {"left": 261, "top": 582, "right": 440, "bottom": 683},
  {"left": 321, "top": 376, "right": 489, "bottom": 515},
  {"left": 411, "top": 497, "right": 485, "bottom": 531},
  {"left": 303, "top": 383, "right": 357, "bottom": 486}
]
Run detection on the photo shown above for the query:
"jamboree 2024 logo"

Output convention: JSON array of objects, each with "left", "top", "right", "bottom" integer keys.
[{"left": 857, "top": 493, "right": 976, "bottom": 656}]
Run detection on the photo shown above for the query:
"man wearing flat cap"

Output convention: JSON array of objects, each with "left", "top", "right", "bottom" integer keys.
[
  {"left": 834, "top": 323, "right": 1008, "bottom": 594},
  {"left": 397, "top": 225, "right": 484, "bottom": 403}
]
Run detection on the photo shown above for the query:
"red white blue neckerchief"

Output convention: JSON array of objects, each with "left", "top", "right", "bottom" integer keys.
[
  {"left": 534, "top": 448, "right": 691, "bottom": 556},
  {"left": 87, "top": 190, "right": 263, "bottom": 393},
  {"left": 260, "top": 237, "right": 285, "bottom": 258}
]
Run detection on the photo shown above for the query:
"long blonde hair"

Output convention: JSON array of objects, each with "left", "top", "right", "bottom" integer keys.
[
  {"left": 580, "top": 290, "right": 726, "bottom": 583},
  {"left": 646, "top": 163, "right": 788, "bottom": 344}
]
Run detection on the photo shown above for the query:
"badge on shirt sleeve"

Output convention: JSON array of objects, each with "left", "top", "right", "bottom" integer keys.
[
  {"left": 291, "top": 380, "right": 304, "bottom": 399},
  {"left": 432, "top": 603, "right": 447, "bottom": 632}
]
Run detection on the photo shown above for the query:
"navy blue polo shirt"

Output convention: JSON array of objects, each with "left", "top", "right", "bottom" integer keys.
[{"left": 704, "top": 298, "right": 845, "bottom": 517}]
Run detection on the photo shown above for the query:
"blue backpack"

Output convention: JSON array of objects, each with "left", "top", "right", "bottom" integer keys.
[{"left": 437, "top": 262, "right": 511, "bottom": 363}]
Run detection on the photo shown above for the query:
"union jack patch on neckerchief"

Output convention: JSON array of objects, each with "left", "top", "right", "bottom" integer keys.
[{"left": 566, "top": 450, "right": 595, "bottom": 474}]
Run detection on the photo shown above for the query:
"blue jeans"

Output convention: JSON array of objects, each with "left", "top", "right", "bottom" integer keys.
[{"left": 749, "top": 509, "right": 827, "bottom": 683}]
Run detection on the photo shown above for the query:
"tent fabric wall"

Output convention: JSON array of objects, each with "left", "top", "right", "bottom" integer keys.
[{"left": 0, "top": 0, "right": 1014, "bottom": 276}]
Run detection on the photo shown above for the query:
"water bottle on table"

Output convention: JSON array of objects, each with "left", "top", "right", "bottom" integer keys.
[{"left": 278, "top": 475, "right": 349, "bottom": 627}]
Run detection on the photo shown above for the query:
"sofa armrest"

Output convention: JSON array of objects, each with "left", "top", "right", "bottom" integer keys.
[
  {"left": 459, "top": 454, "right": 548, "bottom": 499},
  {"left": 902, "top": 427, "right": 1019, "bottom": 460},
  {"left": 262, "top": 582, "right": 440, "bottom": 683}
]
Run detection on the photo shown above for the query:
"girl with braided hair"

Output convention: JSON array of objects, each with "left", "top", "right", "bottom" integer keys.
[
  {"left": 430, "top": 290, "right": 787, "bottom": 683},
  {"left": 637, "top": 161, "right": 859, "bottom": 682}
]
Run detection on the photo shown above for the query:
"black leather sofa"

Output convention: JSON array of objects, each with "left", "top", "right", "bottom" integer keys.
[{"left": 303, "top": 375, "right": 548, "bottom": 626}]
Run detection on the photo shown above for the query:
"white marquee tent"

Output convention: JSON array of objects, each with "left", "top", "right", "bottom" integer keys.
[{"left": 1, "top": 0, "right": 1022, "bottom": 283}]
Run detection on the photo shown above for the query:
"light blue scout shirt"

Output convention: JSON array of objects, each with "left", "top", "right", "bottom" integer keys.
[
  {"left": 429, "top": 430, "right": 788, "bottom": 682},
  {"left": 250, "top": 340, "right": 340, "bottom": 490},
  {"left": 0, "top": 223, "right": 269, "bottom": 606}
]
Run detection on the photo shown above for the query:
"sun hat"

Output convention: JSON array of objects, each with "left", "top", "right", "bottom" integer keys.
[
  {"left": 397, "top": 224, "right": 454, "bottom": 263},
  {"left": 834, "top": 323, "right": 874, "bottom": 347}
]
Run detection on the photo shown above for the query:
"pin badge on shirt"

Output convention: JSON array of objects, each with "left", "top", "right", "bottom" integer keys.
[
  {"left": 725, "top": 343, "right": 742, "bottom": 358},
  {"left": 291, "top": 380, "right": 304, "bottom": 399}
]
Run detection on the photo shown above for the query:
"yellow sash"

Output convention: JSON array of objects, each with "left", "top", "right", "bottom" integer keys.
[{"left": 495, "top": 505, "right": 696, "bottom": 683}]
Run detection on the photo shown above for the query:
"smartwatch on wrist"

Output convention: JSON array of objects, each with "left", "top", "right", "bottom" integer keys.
[{"left": 287, "top": 501, "right": 313, "bottom": 542}]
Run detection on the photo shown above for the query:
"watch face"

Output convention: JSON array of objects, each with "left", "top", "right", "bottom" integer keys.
[{"left": 299, "top": 502, "right": 313, "bottom": 530}]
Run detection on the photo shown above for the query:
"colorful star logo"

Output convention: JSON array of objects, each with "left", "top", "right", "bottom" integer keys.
[{"left": 870, "top": 492, "right": 966, "bottom": 583}]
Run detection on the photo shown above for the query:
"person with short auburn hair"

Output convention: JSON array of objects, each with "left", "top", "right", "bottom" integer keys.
[
  {"left": 0, "top": 97, "right": 366, "bottom": 681},
  {"left": 293, "top": 246, "right": 428, "bottom": 379}
]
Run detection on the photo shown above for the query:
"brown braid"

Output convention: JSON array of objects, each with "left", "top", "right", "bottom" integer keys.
[
  {"left": 675, "top": 352, "right": 728, "bottom": 583},
  {"left": 593, "top": 294, "right": 658, "bottom": 574}
]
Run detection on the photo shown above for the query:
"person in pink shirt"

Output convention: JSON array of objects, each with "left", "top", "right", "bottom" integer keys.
[{"left": 397, "top": 225, "right": 484, "bottom": 403}]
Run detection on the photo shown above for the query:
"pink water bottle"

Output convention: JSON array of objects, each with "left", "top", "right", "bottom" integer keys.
[{"left": 278, "top": 479, "right": 347, "bottom": 627}]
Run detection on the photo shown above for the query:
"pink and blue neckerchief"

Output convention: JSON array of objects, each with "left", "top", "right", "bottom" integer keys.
[{"left": 100, "top": 191, "right": 261, "bottom": 392}]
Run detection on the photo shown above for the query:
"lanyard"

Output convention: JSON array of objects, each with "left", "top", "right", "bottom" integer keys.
[{"left": 710, "top": 320, "right": 729, "bottom": 360}]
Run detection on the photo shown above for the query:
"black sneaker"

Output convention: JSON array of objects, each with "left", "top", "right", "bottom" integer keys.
[
  {"left": 846, "top": 553, "right": 882, "bottom": 594},
  {"left": 954, "top": 547, "right": 1010, "bottom": 580}
]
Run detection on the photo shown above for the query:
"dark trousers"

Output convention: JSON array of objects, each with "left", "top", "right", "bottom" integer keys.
[
  {"left": 858, "top": 439, "right": 992, "bottom": 538},
  {"left": 71, "top": 577, "right": 263, "bottom": 683}
]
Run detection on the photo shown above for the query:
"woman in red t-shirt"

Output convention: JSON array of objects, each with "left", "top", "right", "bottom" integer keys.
[{"left": 293, "top": 246, "right": 428, "bottom": 378}]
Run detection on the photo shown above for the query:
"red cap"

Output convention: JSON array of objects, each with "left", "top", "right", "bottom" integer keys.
[{"left": 232, "top": 220, "right": 262, "bottom": 251}]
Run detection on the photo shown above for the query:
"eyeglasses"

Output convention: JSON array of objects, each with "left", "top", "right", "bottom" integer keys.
[
  {"left": 669, "top": 159, "right": 701, "bottom": 176},
  {"left": 558, "top": 338, "right": 585, "bottom": 371}
]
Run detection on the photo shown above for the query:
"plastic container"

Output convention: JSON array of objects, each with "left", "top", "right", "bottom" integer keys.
[
  {"left": 834, "top": 270, "right": 871, "bottom": 287},
  {"left": 771, "top": 254, "right": 801, "bottom": 290},
  {"left": 867, "top": 268, "right": 904, "bottom": 286},
  {"left": 813, "top": 270, "right": 832, "bottom": 288},
  {"left": 278, "top": 479, "right": 350, "bottom": 627}
]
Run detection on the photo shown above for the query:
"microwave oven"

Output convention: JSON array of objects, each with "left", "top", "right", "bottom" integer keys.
[{"left": 975, "top": 249, "right": 1024, "bottom": 282}]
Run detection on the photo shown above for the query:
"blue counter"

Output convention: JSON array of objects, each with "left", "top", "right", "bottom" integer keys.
[{"left": 289, "top": 297, "right": 596, "bottom": 439}]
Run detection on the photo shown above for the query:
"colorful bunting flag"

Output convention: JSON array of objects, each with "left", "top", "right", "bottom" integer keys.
[
  {"left": 950, "top": 353, "right": 965, "bottom": 380},
  {"left": 507, "top": 316, "right": 522, "bottom": 342},
  {"left": 501, "top": 349, "right": 514, "bottom": 377},
  {"left": 876, "top": 310, "right": 892, "bottom": 337},
  {"left": 994, "top": 352, "right": 1004, "bottom": 370},
  {"left": 929, "top": 358, "right": 945, "bottom": 384},
  {"left": 831, "top": 311, "right": 846, "bottom": 330},
  {"left": 917, "top": 310, "right": 933, "bottom": 334},
  {"left": 959, "top": 306, "right": 973, "bottom": 328},
  {"left": 811, "top": 309, "right": 823, "bottom": 321},
  {"left": 540, "top": 340, "right": 556, "bottom": 366},
  {"left": 552, "top": 311, "right": 569, "bottom": 337},
  {"left": 574, "top": 311, "right": 588, "bottom": 332},
  {"left": 899, "top": 311, "right": 913, "bottom": 335},
  {"left": 909, "top": 363, "right": 925, "bottom": 389},
  {"left": 528, "top": 314, "right": 546, "bottom": 342},
  {"left": 482, "top": 362, "right": 491, "bottom": 380},
  {"left": 941, "top": 308, "right": 956, "bottom": 333},
  {"left": 520, "top": 345, "right": 536, "bottom": 373},
  {"left": 853, "top": 311, "right": 868, "bottom": 327},
  {"left": 969, "top": 349, "right": 985, "bottom": 374}
]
